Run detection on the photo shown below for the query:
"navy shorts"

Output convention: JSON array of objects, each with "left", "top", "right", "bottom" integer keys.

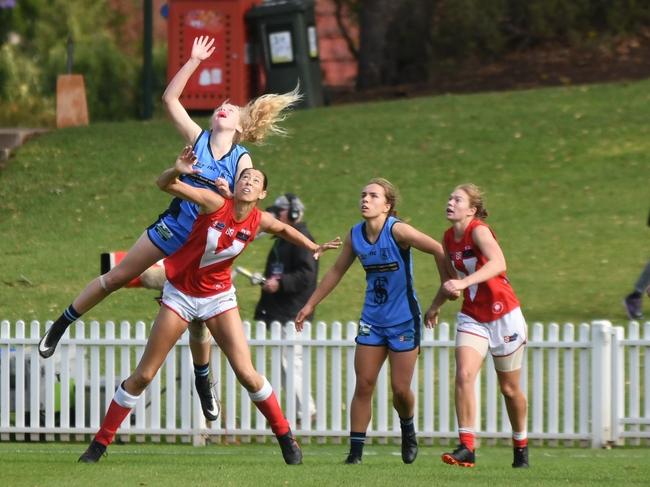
[
  {"left": 146, "top": 213, "right": 189, "bottom": 256},
  {"left": 355, "top": 317, "right": 421, "bottom": 352}
]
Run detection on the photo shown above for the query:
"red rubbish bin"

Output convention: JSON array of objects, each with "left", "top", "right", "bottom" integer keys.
[{"left": 167, "top": 0, "right": 260, "bottom": 109}]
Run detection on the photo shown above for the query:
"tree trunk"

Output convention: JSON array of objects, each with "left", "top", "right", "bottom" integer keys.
[{"left": 356, "top": 0, "right": 405, "bottom": 90}]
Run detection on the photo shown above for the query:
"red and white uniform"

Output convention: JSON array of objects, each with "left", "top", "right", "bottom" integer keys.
[
  {"left": 444, "top": 218, "right": 519, "bottom": 323},
  {"left": 165, "top": 199, "right": 262, "bottom": 297}
]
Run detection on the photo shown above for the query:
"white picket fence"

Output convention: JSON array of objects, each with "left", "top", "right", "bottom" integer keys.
[{"left": 1, "top": 318, "right": 649, "bottom": 447}]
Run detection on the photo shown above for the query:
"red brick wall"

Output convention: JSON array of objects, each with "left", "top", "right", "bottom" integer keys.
[{"left": 315, "top": 0, "right": 358, "bottom": 87}]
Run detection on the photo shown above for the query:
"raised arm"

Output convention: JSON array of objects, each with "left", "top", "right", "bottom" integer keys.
[
  {"left": 162, "top": 36, "right": 215, "bottom": 144},
  {"left": 294, "top": 235, "right": 356, "bottom": 331},
  {"left": 259, "top": 212, "right": 341, "bottom": 260},
  {"left": 157, "top": 146, "right": 224, "bottom": 213}
]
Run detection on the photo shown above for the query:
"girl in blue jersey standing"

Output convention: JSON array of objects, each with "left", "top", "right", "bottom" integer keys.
[
  {"left": 39, "top": 36, "right": 301, "bottom": 421},
  {"left": 295, "top": 178, "right": 453, "bottom": 464}
]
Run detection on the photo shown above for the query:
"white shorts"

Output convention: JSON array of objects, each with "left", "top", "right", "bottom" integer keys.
[
  {"left": 456, "top": 307, "right": 527, "bottom": 358},
  {"left": 162, "top": 281, "right": 238, "bottom": 323}
]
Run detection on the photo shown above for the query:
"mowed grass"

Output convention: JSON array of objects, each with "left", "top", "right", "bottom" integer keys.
[
  {"left": 1, "top": 442, "right": 650, "bottom": 486},
  {"left": 1, "top": 80, "right": 649, "bottom": 326}
]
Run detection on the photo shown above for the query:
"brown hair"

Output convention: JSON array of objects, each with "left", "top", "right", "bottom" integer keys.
[
  {"left": 368, "top": 177, "right": 399, "bottom": 217},
  {"left": 235, "top": 85, "right": 302, "bottom": 144},
  {"left": 456, "top": 183, "right": 488, "bottom": 220}
]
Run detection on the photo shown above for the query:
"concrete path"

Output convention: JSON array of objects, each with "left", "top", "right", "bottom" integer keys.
[{"left": 0, "top": 128, "right": 49, "bottom": 168}]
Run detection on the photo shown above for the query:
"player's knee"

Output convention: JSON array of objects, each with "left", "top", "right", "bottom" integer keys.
[
  {"left": 499, "top": 381, "right": 522, "bottom": 399},
  {"left": 391, "top": 384, "right": 412, "bottom": 402},
  {"left": 100, "top": 269, "right": 132, "bottom": 292},
  {"left": 354, "top": 377, "right": 376, "bottom": 396},
  {"left": 455, "top": 368, "right": 476, "bottom": 387}
]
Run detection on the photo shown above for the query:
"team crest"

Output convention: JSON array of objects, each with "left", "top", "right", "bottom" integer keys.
[
  {"left": 358, "top": 322, "right": 372, "bottom": 336},
  {"left": 504, "top": 333, "right": 519, "bottom": 343}
]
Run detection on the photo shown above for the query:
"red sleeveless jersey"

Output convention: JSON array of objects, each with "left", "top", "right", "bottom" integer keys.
[
  {"left": 444, "top": 218, "right": 519, "bottom": 323},
  {"left": 165, "top": 199, "right": 261, "bottom": 297}
]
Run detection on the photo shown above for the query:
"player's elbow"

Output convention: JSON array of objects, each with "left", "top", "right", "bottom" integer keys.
[
  {"left": 156, "top": 178, "right": 170, "bottom": 191},
  {"left": 161, "top": 89, "right": 173, "bottom": 104}
]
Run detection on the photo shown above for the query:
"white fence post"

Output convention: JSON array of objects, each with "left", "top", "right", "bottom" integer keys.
[
  {"left": 591, "top": 320, "right": 612, "bottom": 448},
  {"left": 611, "top": 325, "right": 625, "bottom": 446}
]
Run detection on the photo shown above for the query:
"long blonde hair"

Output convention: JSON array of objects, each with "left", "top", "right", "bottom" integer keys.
[{"left": 236, "top": 85, "right": 302, "bottom": 144}]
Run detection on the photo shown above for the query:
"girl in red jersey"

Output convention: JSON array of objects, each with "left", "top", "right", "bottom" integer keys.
[
  {"left": 78, "top": 147, "right": 341, "bottom": 465},
  {"left": 40, "top": 36, "right": 300, "bottom": 423},
  {"left": 425, "top": 183, "right": 529, "bottom": 469}
]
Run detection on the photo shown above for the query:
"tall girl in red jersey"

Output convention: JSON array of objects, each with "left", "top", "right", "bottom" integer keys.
[
  {"left": 425, "top": 183, "right": 529, "bottom": 469},
  {"left": 78, "top": 147, "right": 341, "bottom": 465}
]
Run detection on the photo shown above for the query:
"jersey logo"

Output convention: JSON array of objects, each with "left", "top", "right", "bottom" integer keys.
[
  {"left": 363, "top": 262, "right": 399, "bottom": 273},
  {"left": 372, "top": 277, "right": 389, "bottom": 304},
  {"left": 492, "top": 301, "right": 504, "bottom": 314},
  {"left": 153, "top": 221, "right": 173, "bottom": 241},
  {"left": 199, "top": 226, "right": 246, "bottom": 268},
  {"left": 453, "top": 256, "right": 478, "bottom": 301},
  {"left": 236, "top": 230, "right": 252, "bottom": 242}
]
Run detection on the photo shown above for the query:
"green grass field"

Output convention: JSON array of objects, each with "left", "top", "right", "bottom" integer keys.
[
  {"left": 1, "top": 80, "right": 649, "bottom": 326},
  {"left": 1, "top": 442, "right": 649, "bottom": 486}
]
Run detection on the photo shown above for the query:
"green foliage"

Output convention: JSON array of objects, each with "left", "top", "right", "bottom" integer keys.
[
  {"left": 0, "top": 43, "right": 55, "bottom": 126},
  {"left": 349, "top": 0, "right": 650, "bottom": 85},
  {"left": 0, "top": 0, "right": 141, "bottom": 123},
  {"left": 429, "top": 0, "right": 650, "bottom": 59}
]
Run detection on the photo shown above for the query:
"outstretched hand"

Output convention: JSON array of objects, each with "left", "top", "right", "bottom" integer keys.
[
  {"left": 175, "top": 146, "right": 200, "bottom": 174},
  {"left": 313, "top": 237, "right": 342, "bottom": 260},
  {"left": 191, "top": 36, "right": 215, "bottom": 61},
  {"left": 295, "top": 303, "right": 315, "bottom": 332}
]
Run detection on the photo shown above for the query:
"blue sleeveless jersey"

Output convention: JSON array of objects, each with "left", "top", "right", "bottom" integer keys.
[
  {"left": 164, "top": 130, "right": 248, "bottom": 235},
  {"left": 350, "top": 216, "right": 421, "bottom": 327}
]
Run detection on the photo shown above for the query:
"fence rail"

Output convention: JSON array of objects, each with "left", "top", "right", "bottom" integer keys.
[{"left": 1, "top": 319, "right": 649, "bottom": 447}]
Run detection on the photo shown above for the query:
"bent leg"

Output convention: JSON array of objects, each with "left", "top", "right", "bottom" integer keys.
[
  {"left": 496, "top": 367, "right": 528, "bottom": 434},
  {"left": 73, "top": 232, "right": 165, "bottom": 314},
  {"left": 206, "top": 310, "right": 289, "bottom": 436},
  {"left": 387, "top": 348, "right": 418, "bottom": 418},
  {"left": 95, "top": 306, "right": 187, "bottom": 447},
  {"left": 123, "top": 306, "right": 188, "bottom": 395}
]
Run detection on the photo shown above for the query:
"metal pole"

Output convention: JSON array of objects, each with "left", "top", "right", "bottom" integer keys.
[
  {"left": 142, "top": 0, "right": 153, "bottom": 119},
  {"left": 66, "top": 36, "right": 73, "bottom": 74}
]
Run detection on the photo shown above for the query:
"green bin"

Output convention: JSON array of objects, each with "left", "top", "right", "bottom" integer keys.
[{"left": 246, "top": 0, "right": 324, "bottom": 107}]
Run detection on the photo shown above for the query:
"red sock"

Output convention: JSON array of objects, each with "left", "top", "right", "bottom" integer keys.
[
  {"left": 254, "top": 391, "right": 289, "bottom": 437},
  {"left": 94, "top": 399, "right": 132, "bottom": 446},
  {"left": 459, "top": 430, "right": 475, "bottom": 451},
  {"left": 513, "top": 435, "right": 528, "bottom": 448}
]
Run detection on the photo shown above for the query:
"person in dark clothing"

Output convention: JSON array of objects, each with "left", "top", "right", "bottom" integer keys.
[
  {"left": 254, "top": 193, "right": 317, "bottom": 420},
  {"left": 623, "top": 208, "right": 650, "bottom": 320}
]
